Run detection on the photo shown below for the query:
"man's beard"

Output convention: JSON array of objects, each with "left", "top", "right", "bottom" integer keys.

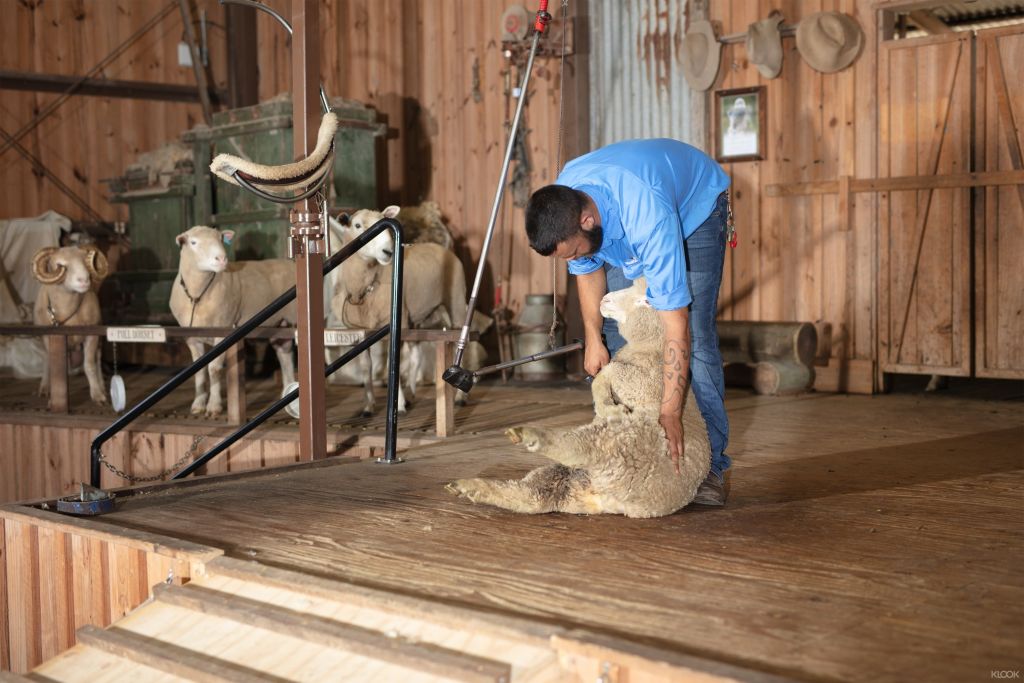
[{"left": 582, "top": 225, "right": 603, "bottom": 256}]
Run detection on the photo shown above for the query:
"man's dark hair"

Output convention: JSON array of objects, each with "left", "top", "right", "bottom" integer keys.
[{"left": 525, "top": 184, "right": 588, "bottom": 255}]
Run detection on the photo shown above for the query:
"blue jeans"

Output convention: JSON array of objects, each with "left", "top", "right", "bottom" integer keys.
[{"left": 602, "top": 191, "right": 731, "bottom": 477}]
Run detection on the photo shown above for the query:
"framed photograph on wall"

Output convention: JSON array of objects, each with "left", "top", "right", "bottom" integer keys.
[{"left": 715, "top": 86, "right": 766, "bottom": 162}]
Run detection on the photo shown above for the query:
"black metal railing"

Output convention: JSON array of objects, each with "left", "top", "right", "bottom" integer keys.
[{"left": 89, "top": 217, "right": 404, "bottom": 487}]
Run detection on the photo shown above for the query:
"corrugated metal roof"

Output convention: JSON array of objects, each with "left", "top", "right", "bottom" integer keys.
[
  {"left": 929, "top": 0, "right": 1024, "bottom": 23},
  {"left": 589, "top": 0, "right": 703, "bottom": 150}
]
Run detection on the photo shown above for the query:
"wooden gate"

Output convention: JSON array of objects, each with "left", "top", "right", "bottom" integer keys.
[
  {"left": 878, "top": 33, "right": 973, "bottom": 377},
  {"left": 976, "top": 25, "right": 1024, "bottom": 380}
]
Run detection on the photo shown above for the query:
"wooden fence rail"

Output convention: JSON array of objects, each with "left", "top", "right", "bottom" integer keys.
[{"left": 0, "top": 325, "right": 468, "bottom": 437}]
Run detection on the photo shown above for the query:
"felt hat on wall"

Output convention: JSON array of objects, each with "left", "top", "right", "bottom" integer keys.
[
  {"left": 682, "top": 19, "right": 722, "bottom": 91},
  {"left": 746, "top": 13, "right": 785, "bottom": 79},
  {"left": 796, "top": 11, "right": 864, "bottom": 73}
]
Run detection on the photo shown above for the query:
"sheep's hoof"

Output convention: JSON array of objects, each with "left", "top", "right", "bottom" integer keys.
[
  {"left": 205, "top": 406, "right": 223, "bottom": 418},
  {"left": 506, "top": 427, "right": 540, "bottom": 451},
  {"left": 91, "top": 394, "right": 108, "bottom": 405},
  {"left": 444, "top": 481, "right": 463, "bottom": 497},
  {"left": 360, "top": 410, "right": 374, "bottom": 418}
]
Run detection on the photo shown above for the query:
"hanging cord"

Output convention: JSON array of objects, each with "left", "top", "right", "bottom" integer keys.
[
  {"left": 45, "top": 291, "right": 84, "bottom": 326},
  {"left": 548, "top": 0, "right": 570, "bottom": 350},
  {"left": 178, "top": 271, "right": 217, "bottom": 326}
]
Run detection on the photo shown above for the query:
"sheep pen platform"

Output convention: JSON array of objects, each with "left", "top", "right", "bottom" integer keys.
[{"left": 2, "top": 382, "right": 1022, "bottom": 681}]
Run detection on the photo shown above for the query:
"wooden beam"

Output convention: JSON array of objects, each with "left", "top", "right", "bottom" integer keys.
[
  {"left": 765, "top": 170, "right": 1024, "bottom": 197},
  {"left": 908, "top": 10, "right": 952, "bottom": 35},
  {"left": 225, "top": 3, "right": 259, "bottom": 108},
  {"left": 0, "top": 70, "right": 225, "bottom": 104},
  {"left": 76, "top": 625, "right": 280, "bottom": 683},
  {"left": 291, "top": 0, "right": 327, "bottom": 462},
  {"left": 177, "top": 0, "right": 214, "bottom": 125},
  {"left": 153, "top": 583, "right": 511, "bottom": 683}
]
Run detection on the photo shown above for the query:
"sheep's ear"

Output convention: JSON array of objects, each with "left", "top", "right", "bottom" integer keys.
[
  {"left": 176, "top": 232, "right": 189, "bottom": 247},
  {"left": 337, "top": 212, "right": 351, "bottom": 226},
  {"left": 220, "top": 230, "right": 235, "bottom": 245},
  {"left": 382, "top": 205, "right": 400, "bottom": 219}
]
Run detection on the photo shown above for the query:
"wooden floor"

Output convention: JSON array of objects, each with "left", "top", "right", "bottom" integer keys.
[{"left": 28, "top": 380, "right": 1021, "bottom": 683}]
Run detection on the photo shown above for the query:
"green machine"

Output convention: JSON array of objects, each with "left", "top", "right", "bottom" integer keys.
[{"left": 104, "top": 97, "right": 384, "bottom": 324}]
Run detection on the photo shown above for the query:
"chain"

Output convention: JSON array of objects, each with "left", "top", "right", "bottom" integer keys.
[
  {"left": 98, "top": 434, "right": 206, "bottom": 483},
  {"left": 112, "top": 340, "right": 118, "bottom": 377},
  {"left": 548, "top": 0, "right": 570, "bottom": 350}
]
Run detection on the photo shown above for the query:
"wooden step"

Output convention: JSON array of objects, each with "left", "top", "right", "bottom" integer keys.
[
  {"left": 77, "top": 624, "right": 285, "bottom": 683},
  {"left": 152, "top": 583, "right": 511, "bottom": 683},
  {"left": 198, "top": 557, "right": 561, "bottom": 681}
]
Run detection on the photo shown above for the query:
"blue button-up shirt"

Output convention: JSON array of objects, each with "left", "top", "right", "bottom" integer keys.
[{"left": 558, "top": 139, "right": 730, "bottom": 310}]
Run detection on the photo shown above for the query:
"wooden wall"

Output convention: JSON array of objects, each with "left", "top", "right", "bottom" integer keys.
[
  {"left": 0, "top": 0, "right": 226, "bottom": 223},
  {"left": 1, "top": 0, "right": 579, "bottom": 326},
  {"left": 253, "top": 0, "right": 581, "bottom": 318},
  {"left": 0, "top": 506, "right": 221, "bottom": 672},
  {"left": 709, "top": 0, "right": 878, "bottom": 392},
  {"left": 0, "top": 415, "right": 384, "bottom": 505}
]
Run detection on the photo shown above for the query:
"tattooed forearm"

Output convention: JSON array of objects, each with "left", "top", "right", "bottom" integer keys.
[{"left": 661, "top": 338, "right": 691, "bottom": 414}]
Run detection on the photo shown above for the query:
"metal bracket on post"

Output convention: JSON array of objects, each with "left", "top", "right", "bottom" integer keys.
[{"left": 289, "top": 208, "right": 325, "bottom": 258}]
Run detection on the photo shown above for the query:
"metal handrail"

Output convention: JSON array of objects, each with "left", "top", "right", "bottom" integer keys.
[{"left": 89, "top": 217, "right": 405, "bottom": 487}]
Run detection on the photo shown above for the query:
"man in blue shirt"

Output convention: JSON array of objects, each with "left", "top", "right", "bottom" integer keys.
[{"left": 525, "top": 138, "right": 732, "bottom": 505}]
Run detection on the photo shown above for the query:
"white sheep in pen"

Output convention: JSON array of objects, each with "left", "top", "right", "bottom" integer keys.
[
  {"left": 169, "top": 226, "right": 296, "bottom": 417},
  {"left": 31, "top": 245, "right": 109, "bottom": 407},
  {"left": 332, "top": 207, "right": 470, "bottom": 413}
]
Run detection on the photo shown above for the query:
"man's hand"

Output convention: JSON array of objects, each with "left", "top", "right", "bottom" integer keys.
[
  {"left": 659, "top": 412, "right": 684, "bottom": 474},
  {"left": 584, "top": 342, "right": 611, "bottom": 376}
]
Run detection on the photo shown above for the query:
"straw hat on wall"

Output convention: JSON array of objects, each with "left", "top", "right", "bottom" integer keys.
[
  {"left": 683, "top": 19, "right": 722, "bottom": 91},
  {"left": 796, "top": 11, "right": 864, "bottom": 73},
  {"left": 746, "top": 13, "right": 785, "bottom": 79}
]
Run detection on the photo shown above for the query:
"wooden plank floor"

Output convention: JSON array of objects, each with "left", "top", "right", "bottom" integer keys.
[{"left": 19, "top": 382, "right": 1024, "bottom": 682}]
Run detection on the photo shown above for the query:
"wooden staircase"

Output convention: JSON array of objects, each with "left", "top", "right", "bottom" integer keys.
[{"left": 9, "top": 556, "right": 563, "bottom": 682}]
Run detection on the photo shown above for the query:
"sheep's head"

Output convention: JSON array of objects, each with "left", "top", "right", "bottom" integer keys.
[
  {"left": 32, "top": 245, "right": 109, "bottom": 293},
  {"left": 330, "top": 205, "right": 397, "bottom": 266},
  {"left": 176, "top": 225, "right": 234, "bottom": 273},
  {"left": 599, "top": 278, "right": 664, "bottom": 345}
]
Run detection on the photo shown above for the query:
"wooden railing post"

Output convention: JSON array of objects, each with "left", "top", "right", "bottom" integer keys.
[
  {"left": 435, "top": 340, "right": 455, "bottom": 438},
  {"left": 225, "top": 341, "right": 246, "bottom": 426},
  {"left": 47, "top": 334, "right": 68, "bottom": 413}
]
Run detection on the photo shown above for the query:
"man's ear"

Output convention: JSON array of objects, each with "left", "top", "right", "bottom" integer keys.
[
  {"left": 220, "top": 230, "right": 235, "bottom": 245},
  {"left": 580, "top": 212, "right": 593, "bottom": 231}
]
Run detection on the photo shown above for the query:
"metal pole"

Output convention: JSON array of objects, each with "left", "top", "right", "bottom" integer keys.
[
  {"left": 291, "top": 0, "right": 327, "bottom": 462},
  {"left": 451, "top": 28, "right": 544, "bottom": 370},
  {"left": 378, "top": 225, "right": 404, "bottom": 464}
]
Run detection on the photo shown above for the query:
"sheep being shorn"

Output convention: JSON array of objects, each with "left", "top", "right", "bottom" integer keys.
[
  {"left": 448, "top": 279, "right": 711, "bottom": 518},
  {"left": 32, "top": 245, "right": 109, "bottom": 407},
  {"left": 169, "top": 226, "right": 297, "bottom": 417}
]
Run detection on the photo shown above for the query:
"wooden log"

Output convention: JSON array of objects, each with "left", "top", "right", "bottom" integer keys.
[
  {"left": 717, "top": 321, "right": 817, "bottom": 367},
  {"left": 724, "top": 361, "right": 814, "bottom": 396}
]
